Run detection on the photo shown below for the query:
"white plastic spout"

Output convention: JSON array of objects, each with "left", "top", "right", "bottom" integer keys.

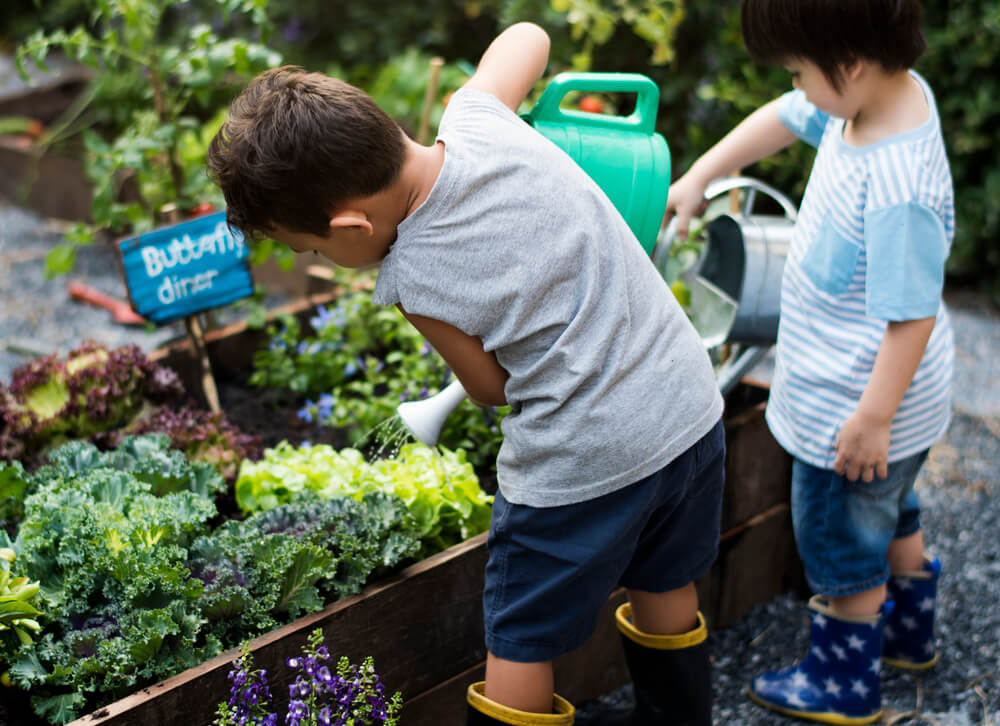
[{"left": 396, "top": 379, "right": 469, "bottom": 446}]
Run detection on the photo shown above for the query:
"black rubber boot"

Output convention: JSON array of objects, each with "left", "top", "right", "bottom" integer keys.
[
  {"left": 466, "top": 681, "right": 575, "bottom": 725},
  {"left": 611, "top": 602, "right": 712, "bottom": 726}
]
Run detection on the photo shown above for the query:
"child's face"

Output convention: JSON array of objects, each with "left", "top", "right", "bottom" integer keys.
[
  {"left": 784, "top": 58, "right": 859, "bottom": 120},
  {"left": 270, "top": 222, "right": 390, "bottom": 269}
]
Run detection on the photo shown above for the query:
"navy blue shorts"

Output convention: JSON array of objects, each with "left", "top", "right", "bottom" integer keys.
[{"left": 483, "top": 419, "right": 726, "bottom": 662}]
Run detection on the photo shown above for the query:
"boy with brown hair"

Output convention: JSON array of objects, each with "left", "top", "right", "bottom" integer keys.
[
  {"left": 667, "top": 0, "right": 953, "bottom": 723},
  {"left": 209, "top": 23, "right": 724, "bottom": 726}
]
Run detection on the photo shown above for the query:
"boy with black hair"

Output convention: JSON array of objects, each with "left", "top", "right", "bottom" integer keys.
[
  {"left": 209, "top": 22, "right": 724, "bottom": 726},
  {"left": 667, "top": 0, "right": 953, "bottom": 723}
]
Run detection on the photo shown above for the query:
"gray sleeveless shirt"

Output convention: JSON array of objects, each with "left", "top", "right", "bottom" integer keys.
[{"left": 373, "top": 88, "right": 723, "bottom": 507}]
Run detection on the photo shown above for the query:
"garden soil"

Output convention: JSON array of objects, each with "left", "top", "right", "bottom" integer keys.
[{"left": 2, "top": 198, "right": 998, "bottom": 725}]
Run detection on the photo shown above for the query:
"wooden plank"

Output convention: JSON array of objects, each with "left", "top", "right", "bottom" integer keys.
[
  {"left": 401, "top": 589, "right": 630, "bottom": 725},
  {"left": 402, "top": 661, "right": 484, "bottom": 726},
  {"left": 69, "top": 533, "right": 488, "bottom": 726},
  {"left": 712, "top": 504, "right": 805, "bottom": 629},
  {"left": 722, "top": 399, "right": 793, "bottom": 532}
]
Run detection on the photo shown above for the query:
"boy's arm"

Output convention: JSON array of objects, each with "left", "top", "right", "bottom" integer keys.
[
  {"left": 397, "top": 305, "right": 509, "bottom": 407},
  {"left": 666, "top": 98, "right": 797, "bottom": 238},
  {"left": 833, "top": 317, "right": 936, "bottom": 482},
  {"left": 463, "top": 22, "right": 550, "bottom": 112}
]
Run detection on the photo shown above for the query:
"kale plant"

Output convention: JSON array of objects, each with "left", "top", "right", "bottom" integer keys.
[
  {"left": 6, "top": 436, "right": 222, "bottom": 724},
  {"left": 189, "top": 491, "right": 421, "bottom": 644}
]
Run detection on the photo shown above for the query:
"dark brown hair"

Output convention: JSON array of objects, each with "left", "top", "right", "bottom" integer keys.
[
  {"left": 207, "top": 66, "right": 406, "bottom": 240},
  {"left": 741, "top": 0, "right": 926, "bottom": 91}
]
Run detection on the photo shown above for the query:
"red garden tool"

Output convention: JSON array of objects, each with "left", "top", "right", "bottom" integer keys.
[{"left": 67, "top": 280, "right": 146, "bottom": 325}]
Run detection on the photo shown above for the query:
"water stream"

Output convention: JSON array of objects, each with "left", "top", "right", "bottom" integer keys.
[{"left": 364, "top": 413, "right": 452, "bottom": 486}]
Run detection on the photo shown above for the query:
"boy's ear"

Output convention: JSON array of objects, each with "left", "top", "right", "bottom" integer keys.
[
  {"left": 329, "top": 210, "right": 373, "bottom": 237},
  {"left": 843, "top": 59, "right": 865, "bottom": 82}
]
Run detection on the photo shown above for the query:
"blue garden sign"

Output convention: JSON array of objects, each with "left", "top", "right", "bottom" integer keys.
[{"left": 118, "top": 211, "right": 253, "bottom": 325}]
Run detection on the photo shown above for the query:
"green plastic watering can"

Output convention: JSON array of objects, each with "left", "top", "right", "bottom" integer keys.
[{"left": 521, "top": 72, "right": 671, "bottom": 255}]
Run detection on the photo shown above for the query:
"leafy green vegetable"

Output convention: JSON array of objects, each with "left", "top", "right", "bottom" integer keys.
[
  {"left": 235, "top": 441, "right": 492, "bottom": 555},
  {"left": 0, "top": 460, "right": 35, "bottom": 534},
  {"left": 103, "top": 405, "right": 263, "bottom": 481},
  {"left": 3, "top": 436, "right": 424, "bottom": 723},
  {"left": 0, "top": 548, "right": 43, "bottom": 650},
  {"left": 6, "top": 436, "right": 221, "bottom": 721},
  {"left": 0, "top": 342, "right": 184, "bottom": 467}
]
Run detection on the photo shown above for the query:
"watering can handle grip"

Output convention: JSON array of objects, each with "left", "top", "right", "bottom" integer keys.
[
  {"left": 527, "top": 72, "right": 660, "bottom": 133},
  {"left": 704, "top": 176, "right": 798, "bottom": 221}
]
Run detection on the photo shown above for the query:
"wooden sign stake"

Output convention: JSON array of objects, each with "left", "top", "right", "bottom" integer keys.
[{"left": 183, "top": 313, "right": 220, "bottom": 413}]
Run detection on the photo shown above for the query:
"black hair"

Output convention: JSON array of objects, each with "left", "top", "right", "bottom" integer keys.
[{"left": 741, "top": 0, "right": 926, "bottom": 91}]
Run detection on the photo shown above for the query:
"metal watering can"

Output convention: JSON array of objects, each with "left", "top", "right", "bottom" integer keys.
[
  {"left": 520, "top": 72, "right": 671, "bottom": 255},
  {"left": 653, "top": 176, "right": 797, "bottom": 393}
]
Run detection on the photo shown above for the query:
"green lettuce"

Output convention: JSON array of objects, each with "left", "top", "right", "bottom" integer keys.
[{"left": 235, "top": 442, "right": 492, "bottom": 554}]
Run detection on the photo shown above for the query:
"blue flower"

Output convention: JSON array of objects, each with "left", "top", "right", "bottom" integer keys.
[
  {"left": 317, "top": 393, "right": 335, "bottom": 420},
  {"left": 309, "top": 305, "right": 334, "bottom": 330},
  {"left": 297, "top": 402, "right": 314, "bottom": 424}
]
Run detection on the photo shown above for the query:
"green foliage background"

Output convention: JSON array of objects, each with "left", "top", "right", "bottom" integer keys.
[
  {"left": 260, "top": 0, "right": 1000, "bottom": 301},
  {"left": 4, "top": 0, "right": 998, "bottom": 300}
]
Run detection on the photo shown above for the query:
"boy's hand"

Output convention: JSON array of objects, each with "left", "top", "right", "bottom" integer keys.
[
  {"left": 664, "top": 172, "right": 709, "bottom": 240},
  {"left": 833, "top": 410, "right": 891, "bottom": 483}
]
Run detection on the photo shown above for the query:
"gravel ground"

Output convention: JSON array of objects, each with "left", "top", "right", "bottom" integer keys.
[{"left": 2, "top": 200, "right": 998, "bottom": 725}]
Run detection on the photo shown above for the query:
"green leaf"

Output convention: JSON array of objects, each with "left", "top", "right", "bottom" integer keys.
[
  {"left": 32, "top": 691, "right": 86, "bottom": 725},
  {"left": 44, "top": 243, "right": 77, "bottom": 279}
]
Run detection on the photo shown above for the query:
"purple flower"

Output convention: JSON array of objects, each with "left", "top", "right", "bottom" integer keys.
[{"left": 285, "top": 700, "right": 307, "bottom": 726}]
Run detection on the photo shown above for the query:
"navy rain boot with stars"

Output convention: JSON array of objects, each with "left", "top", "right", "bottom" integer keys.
[
  {"left": 883, "top": 556, "right": 941, "bottom": 670},
  {"left": 748, "top": 595, "right": 893, "bottom": 725}
]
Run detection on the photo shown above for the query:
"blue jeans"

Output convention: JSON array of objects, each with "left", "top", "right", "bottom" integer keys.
[
  {"left": 483, "top": 419, "right": 726, "bottom": 662},
  {"left": 791, "top": 450, "right": 927, "bottom": 598}
]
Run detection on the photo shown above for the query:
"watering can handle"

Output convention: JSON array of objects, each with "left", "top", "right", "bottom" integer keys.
[
  {"left": 704, "top": 176, "right": 798, "bottom": 222},
  {"left": 525, "top": 72, "right": 660, "bottom": 134}
]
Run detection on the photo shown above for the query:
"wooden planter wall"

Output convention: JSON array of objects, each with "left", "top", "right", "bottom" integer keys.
[{"left": 66, "top": 297, "right": 802, "bottom": 726}]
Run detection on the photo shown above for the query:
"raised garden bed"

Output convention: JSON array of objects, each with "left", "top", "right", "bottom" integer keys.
[{"left": 43, "top": 295, "right": 802, "bottom": 726}]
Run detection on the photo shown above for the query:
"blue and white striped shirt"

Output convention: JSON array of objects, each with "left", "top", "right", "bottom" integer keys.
[{"left": 766, "top": 72, "right": 955, "bottom": 468}]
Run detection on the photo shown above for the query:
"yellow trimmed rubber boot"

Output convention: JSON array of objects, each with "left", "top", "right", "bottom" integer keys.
[
  {"left": 613, "top": 602, "right": 712, "bottom": 726},
  {"left": 883, "top": 556, "right": 941, "bottom": 670},
  {"left": 466, "top": 681, "right": 575, "bottom": 725}
]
